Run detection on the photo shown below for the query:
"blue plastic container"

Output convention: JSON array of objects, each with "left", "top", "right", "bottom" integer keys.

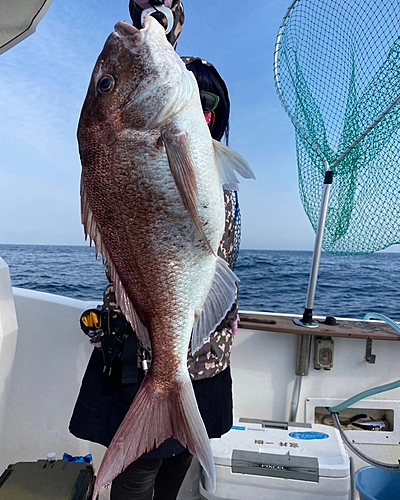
[{"left": 356, "top": 466, "right": 400, "bottom": 500}]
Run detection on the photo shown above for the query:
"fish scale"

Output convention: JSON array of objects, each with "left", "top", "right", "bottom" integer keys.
[{"left": 77, "top": 16, "right": 254, "bottom": 499}]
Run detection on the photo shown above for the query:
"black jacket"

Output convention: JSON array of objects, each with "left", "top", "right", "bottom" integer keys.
[{"left": 69, "top": 347, "right": 233, "bottom": 459}]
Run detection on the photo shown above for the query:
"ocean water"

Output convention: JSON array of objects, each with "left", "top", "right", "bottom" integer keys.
[{"left": 0, "top": 244, "right": 399, "bottom": 321}]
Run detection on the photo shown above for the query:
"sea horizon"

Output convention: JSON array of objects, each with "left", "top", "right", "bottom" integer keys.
[
  {"left": 0, "top": 245, "right": 400, "bottom": 321},
  {"left": 1, "top": 242, "right": 400, "bottom": 253}
]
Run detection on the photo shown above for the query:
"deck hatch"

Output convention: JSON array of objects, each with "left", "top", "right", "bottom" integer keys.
[{"left": 232, "top": 450, "right": 319, "bottom": 482}]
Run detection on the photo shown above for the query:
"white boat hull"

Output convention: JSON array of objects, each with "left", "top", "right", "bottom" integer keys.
[{"left": 1, "top": 257, "right": 399, "bottom": 498}]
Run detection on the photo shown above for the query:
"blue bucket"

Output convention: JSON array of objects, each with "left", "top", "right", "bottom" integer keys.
[{"left": 356, "top": 466, "right": 400, "bottom": 500}]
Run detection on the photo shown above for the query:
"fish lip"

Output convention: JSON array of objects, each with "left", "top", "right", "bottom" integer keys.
[{"left": 114, "top": 21, "right": 140, "bottom": 37}]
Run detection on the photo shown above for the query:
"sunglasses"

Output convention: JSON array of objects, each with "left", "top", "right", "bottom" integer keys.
[{"left": 200, "top": 91, "right": 220, "bottom": 113}]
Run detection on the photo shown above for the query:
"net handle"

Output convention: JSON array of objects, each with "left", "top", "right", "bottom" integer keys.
[{"left": 274, "top": 2, "right": 334, "bottom": 424}]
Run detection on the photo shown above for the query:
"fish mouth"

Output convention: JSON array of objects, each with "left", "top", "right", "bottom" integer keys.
[
  {"left": 113, "top": 20, "right": 145, "bottom": 50},
  {"left": 114, "top": 21, "right": 140, "bottom": 37}
]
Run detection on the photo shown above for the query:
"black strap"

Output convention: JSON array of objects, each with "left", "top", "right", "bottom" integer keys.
[
  {"left": 82, "top": 303, "right": 141, "bottom": 382},
  {"left": 100, "top": 335, "right": 122, "bottom": 376},
  {"left": 120, "top": 335, "right": 139, "bottom": 384},
  {"left": 105, "top": 310, "right": 134, "bottom": 339}
]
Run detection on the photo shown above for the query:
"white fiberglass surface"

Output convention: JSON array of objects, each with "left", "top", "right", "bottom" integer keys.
[{"left": 1, "top": 286, "right": 400, "bottom": 488}]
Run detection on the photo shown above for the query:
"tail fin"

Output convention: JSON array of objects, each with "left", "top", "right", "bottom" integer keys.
[{"left": 92, "top": 373, "right": 215, "bottom": 499}]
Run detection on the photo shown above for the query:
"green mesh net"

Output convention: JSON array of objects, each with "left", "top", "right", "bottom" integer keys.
[{"left": 274, "top": 0, "right": 400, "bottom": 255}]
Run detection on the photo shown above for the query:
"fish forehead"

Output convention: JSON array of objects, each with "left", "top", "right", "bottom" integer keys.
[
  {"left": 79, "top": 17, "right": 190, "bottom": 134},
  {"left": 97, "top": 19, "right": 180, "bottom": 90}
]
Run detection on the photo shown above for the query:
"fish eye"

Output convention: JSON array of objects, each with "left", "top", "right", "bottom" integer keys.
[{"left": 98, "top": 75, "right": 115, "bottom": 94}]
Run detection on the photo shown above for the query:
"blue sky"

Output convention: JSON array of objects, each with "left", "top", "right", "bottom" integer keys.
[{"left": 0, "top": 0, "right": 317, "bottom": 249}]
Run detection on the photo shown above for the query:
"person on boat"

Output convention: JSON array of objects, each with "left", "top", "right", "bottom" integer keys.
[{"left": 69, "top": 2, "right": 241, "bottom": 498}]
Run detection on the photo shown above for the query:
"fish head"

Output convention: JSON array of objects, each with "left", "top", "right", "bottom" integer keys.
[{"left": 78, "top": 16, "right": 196, "bottom": 139}]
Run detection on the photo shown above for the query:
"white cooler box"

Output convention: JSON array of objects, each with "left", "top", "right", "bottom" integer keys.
[{"left": 200, "top": 418, "right": 351, "bottom": 500}]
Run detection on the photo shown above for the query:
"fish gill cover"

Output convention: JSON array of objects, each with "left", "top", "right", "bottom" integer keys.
[{"left": 274, "top": 0, "right": 400, "bottom": 255}]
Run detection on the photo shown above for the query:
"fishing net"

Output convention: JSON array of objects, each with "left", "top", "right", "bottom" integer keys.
[{"left": 274, "top": 0, "right": 400, "bottom": 255}]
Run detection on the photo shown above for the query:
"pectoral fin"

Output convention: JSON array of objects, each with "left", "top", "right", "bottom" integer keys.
[
  {"left": 213, "top": 139, "right": 256, "bottom": 189},
  {"left": 191, "top": 257, "right": 239, "bottom": 354},
  {"left": 161, "top": 128, "right": 215, "bottom": 254}
]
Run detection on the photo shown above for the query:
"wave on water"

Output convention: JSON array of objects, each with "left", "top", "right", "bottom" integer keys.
[
  {"left": 1, "top": 244, "right": 399, "bottom": 320},
  {"left": 0, "top": 244, "right": 108, "bottom": 302}
]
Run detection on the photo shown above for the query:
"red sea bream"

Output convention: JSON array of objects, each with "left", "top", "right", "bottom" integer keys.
[{"left": 77, "top": 17, "right": 254, "bottom": 498}]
